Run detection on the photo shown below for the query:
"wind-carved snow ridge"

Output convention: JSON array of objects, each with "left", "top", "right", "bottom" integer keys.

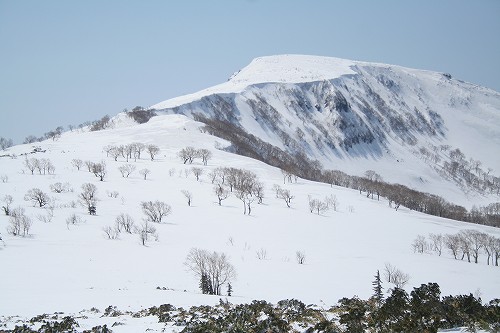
[{"left": 152, "top": 55, "right": 500, "bottom": 207}]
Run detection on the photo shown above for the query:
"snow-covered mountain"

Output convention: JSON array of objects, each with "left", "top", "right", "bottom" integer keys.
[
  {"left": 152, "top": 55, "right": 500, "bottom": 207},
  {"left": 1, "top": 55, "right": 500, "bottom": 331}
]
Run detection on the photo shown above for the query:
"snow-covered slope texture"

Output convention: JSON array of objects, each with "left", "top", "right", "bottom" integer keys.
[
  {"left": 0, "top": 114, "right": 499, "bottom": 330},
  {"left": 152, "top": 55, "right": 500, "bottom": 208}
]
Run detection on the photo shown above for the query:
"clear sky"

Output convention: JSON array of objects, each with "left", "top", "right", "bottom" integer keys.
[{"left": 1, "top": 0, "right": 499, "bottom": 144}]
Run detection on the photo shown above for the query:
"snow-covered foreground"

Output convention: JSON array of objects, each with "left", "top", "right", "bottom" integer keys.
[{"left": 0, "top": 114, "right": 499, "bottom": 331}]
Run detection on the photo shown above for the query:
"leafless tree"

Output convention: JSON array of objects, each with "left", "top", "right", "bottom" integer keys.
[
  {"left": 103, "top": 226, "right": 119, "bottom": 240},
  {"left": 71, "top": 159, "right": 84, "bottom": 171},
  {"left": 181, "top": 190, "right": 193, "bottom": 206},
  {"left": 197, "top": 148, "right": 212, "bottom": 166},
  {"left": 50, "top": 182, "right": 72, "bottom": 193},
  {"left": 178, "top": 146, "right": 197, "bottom": 164},
  {"left": 135, "top": 220, "right": 159, "bottom": 245},
  {"left": 79, "top": 183, "right": 98, "bottom": 215},
  {"left": 66, "top": 213, "right": 84, "bottom": 229},
  {"left": 118, "top": 163, "right": 136, "bottom": 178},
  {"left": 82, "top": 160, "right": 92, "bottom": 172},
  {"left": 392, "top": 269, "right": 410, "bottom": 289},
  {"left": 0, "top": 175, "right": 7, "bottom": 183},
  {"left": 191, "top": 167, "right": 203, "bottom": 181},
  {"left": 444, "top": 233, "right": 461, "bottom": 259},
  {"left": 115, "top": 213, "right": 135, "bottom": 233},
  {"left": 214, "top": 184, "right": 230, "bottom": 206},
  {"left": 133, "top": 142, "right": 145, "bottom": 161},
  {"left": 281, "top": 169, "right": 293, "bottom": 184},
  {"left": 24, "top": 188, "right": 50, "bottom": 207},
  {"left": 139, "top": 168, "right": 151, "bottom": 180},
  {"left": 24, "top": 158, "right": 38, "bottom": 175},
  {"left": 2, "top": 195, "right": 13, "bottom": 215},
  {"left": 384, "top": 263, "right": 409, "bottom": 288},
  {"left": 325, "top": 194, "right": 339, "bottom": 211},
  {"left": 256, "top": 248, "right": 268, "bottom": 260},
  {"left": 147, "top": 144, "right": 160, "bottom": 161},
  {"left": 124, "top": 143, "right": 135, "bottom": 162},
  {"left": 141, "top": 200, "right": 171, "bottom": 223},
  {"left": 185, "top": 248, "right": 236, "bottom": 296},
  {"left": 107, "top": 190, "right": 119, "bottom": 198},
  {"left": 208, "top": 167, "right": 225, "bottom": 184},
  {"left": 92, "top": 161, "right": 107, "bottom": 181},
  {"left": 458, "top": 231, "right": 472, "bottom": 262},
  {"left": 296, "top": 251, "right": 306, "bottom": 264},
  {"left": 428, "top": 233, "right": 443, "bottom": 256},
  {"left": 102, "top": 145, "right": 114, "bottom": 157},
  {"left": 109, "top": 146, "right": 122, "bottom": 161},
  {"left": 275, "top": 185, "right": 294, "bottom": 208},
  {"left": 412, "top": 235, "right": 427, "bottom": 253},
  {"left": 308, "top": 195, "right": 329, "bottom": 215},
  {"left": 482, "top": 234, "right": 497, "bottom": 266},
  {"left": 463, "top": 230, "right": 486, "bottom": 264}
]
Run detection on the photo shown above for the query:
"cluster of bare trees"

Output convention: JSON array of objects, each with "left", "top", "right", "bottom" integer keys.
[
  {"left": 417, "top": 144, "right": 500, "bottom": 196},
  {"left": 383, "top": 263, "right": 410, "bottom": 289},
  {"left": 24, "top": 157, "right": 55, "bottom": 175},
  {"left": 178, "top": 146, "right": 212, "bottom": 166},
  {"left": 7, "top": 207, "right": 32, "bottom": 237},
  {"left": 0, "top": 137, "right": 14, "bottom": 150},
  {"left": 103, "top": 143, "right": 160, "bottom": 162},
  {"left": 185, "top": 248, "right": 236, "bottom": 296},
  {"left": 272, "top": 184, "right": 294, "bottom": 208},
  {"left": 141, "top": 200, "right": 172, "bottom": 223},
  {"left": 413, "top": 230, "right": 500, "bottom": 266},
  {"left": 307, "top": 194, "right": 338, "bottom": 215},
  {"left": 24, "top": 188, "right": 51, "bottom": 207},
  {"left": 208, "top": 167, "right": 263, "bottom": 214},
  {"left": 126, "top": 106, "right": 157, "bottom": 124}
]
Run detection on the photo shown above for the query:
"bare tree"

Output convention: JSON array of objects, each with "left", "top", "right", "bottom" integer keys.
[
  {"left": 71, "top": 159, "right": 84, "bottom": 171},
  {"left": 214, "top": 184, "right": 230, "bottom": 206},
  {"left": 24, "top": 188, "right": 50, "bottom": 207},
  {"left": 0, "top": 137, "right": 14, "bottom": 150},
  {"left": 135, "top": 220, "right": 158, "bottom": 245},
  {"left": 208, "top": 167, "right": 225, "bottom": 184},
  {"left": 444, "top": 234, "right": 461, "bottom": 259},
  {"left": 2, "top": 195, "right": 13, "bottom": 215},
  {"left": 384, "top": 263, "right": 409, "bottom": 288},
  {"left": 115, "top": 213, "right": 135, "bottom": 233},
  {"left": 92, "top": 161, "right": 107, "bottom": 181},
  {"left": 141, "top": 200, "right": 171, "bottom": 223},
  {"left": 428, "top": 233, "right": 443, "bottom": 256},
  {"left": 0, "top": 175, "right": 8, "bottom": 183},
  {"left": 109, "top": 146, "right": 121, "bottom": 161},
  {"left": 133, "top": 143, "right": 145, "bottom": 161},
  {"left": 412, "top": 235, "right": 427, "bottom": 253},
  {"left": 118, "top": 164, "right": 136, "bottom": 178},
  {"left": 281, "top": 169, "right": 293, "bottom": 184},
  {"left": 103, "top": 226, "right": 119, "bottom": 240},
  {"left": 256, "top": 248, "right": 268, "bottom": 260},
  {"left": 178, "top": 146, "right": 197, "bottom": 164},
  {"left": 296, "top": 251, "right": 306, "bottom": 264},
  {"left": 482, "top": 234, "right": 496, "bottom": 266},
  {"left": 185, "top": 248, "right": 236, "bottom": 296},
  {"left": 463, "top": 230, "right": 486, "bottom": 264},
  {"left": 24, "top": 158, "right": 38, "bottom": 175},
  {"left": 191, "top": 167, "right": 203, "bottom": 181},
  {"left": 79, "top": 183, "right": 98, "bottom": 215},
  {"left": 197, "top": 148, "right": 212, "bottom": 166},
  {"left": 275, "top": 185, "right": 294, "bottom": 208},
  {"left": 181, "top": 190, "right": 193, "bottom": 206},
  {"left": 139, "top": 168, "right": 150, "bottom": 180},
  {"left": 50, "top": 182, "right": 72, "bottom": 193},
  {"left": 308, "top": 195, "right": 329, "bottom": 215},
  {"left": 147, "top": 144, "right": 160, "bottom": 161},
  {"left": 124, "top": 143, "right": 135, "bottom": 162},
  {"left": 84, "top": 160, "right": 94, "bottom": 172}
]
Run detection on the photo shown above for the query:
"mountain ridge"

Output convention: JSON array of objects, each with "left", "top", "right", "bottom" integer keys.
[{"left": 149, "top": 55, "right": 500, "bottom": 208}]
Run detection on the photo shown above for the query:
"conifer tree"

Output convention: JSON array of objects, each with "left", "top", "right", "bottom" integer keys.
[
  {"left": 372, "top": 270, "right": 383, "bottom": 306},
  {"left": 227, "top": 283, "right": 233, "bottom": 296}
]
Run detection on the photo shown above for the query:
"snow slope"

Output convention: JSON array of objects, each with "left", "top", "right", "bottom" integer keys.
[
  {"left": 152, "top": 55, "right": 500, "bottom": 208},
  {"left": 0, "top": 114, "right": 499, "bottom": 331}
]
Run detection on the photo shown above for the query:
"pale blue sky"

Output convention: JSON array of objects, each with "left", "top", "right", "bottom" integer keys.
[{"left": 1, "top": 0, "right": 499, "bottom": 144}]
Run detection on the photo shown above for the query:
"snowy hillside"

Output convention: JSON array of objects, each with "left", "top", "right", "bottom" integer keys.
[
  {"left": 152, "top": 55, "right": 500, "bottom": 208},
  {"left": 0, "top": 113, "right": 499, "bottom": 331}
]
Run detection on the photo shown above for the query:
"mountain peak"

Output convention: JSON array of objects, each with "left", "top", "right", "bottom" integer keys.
[{"left": 229, "top": 54, "right": 356, "bottom": 84}]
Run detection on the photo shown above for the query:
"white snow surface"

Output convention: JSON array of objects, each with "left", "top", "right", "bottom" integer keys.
[{"left": 0, "top": 114, "right": 499, "bottom": 331}]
